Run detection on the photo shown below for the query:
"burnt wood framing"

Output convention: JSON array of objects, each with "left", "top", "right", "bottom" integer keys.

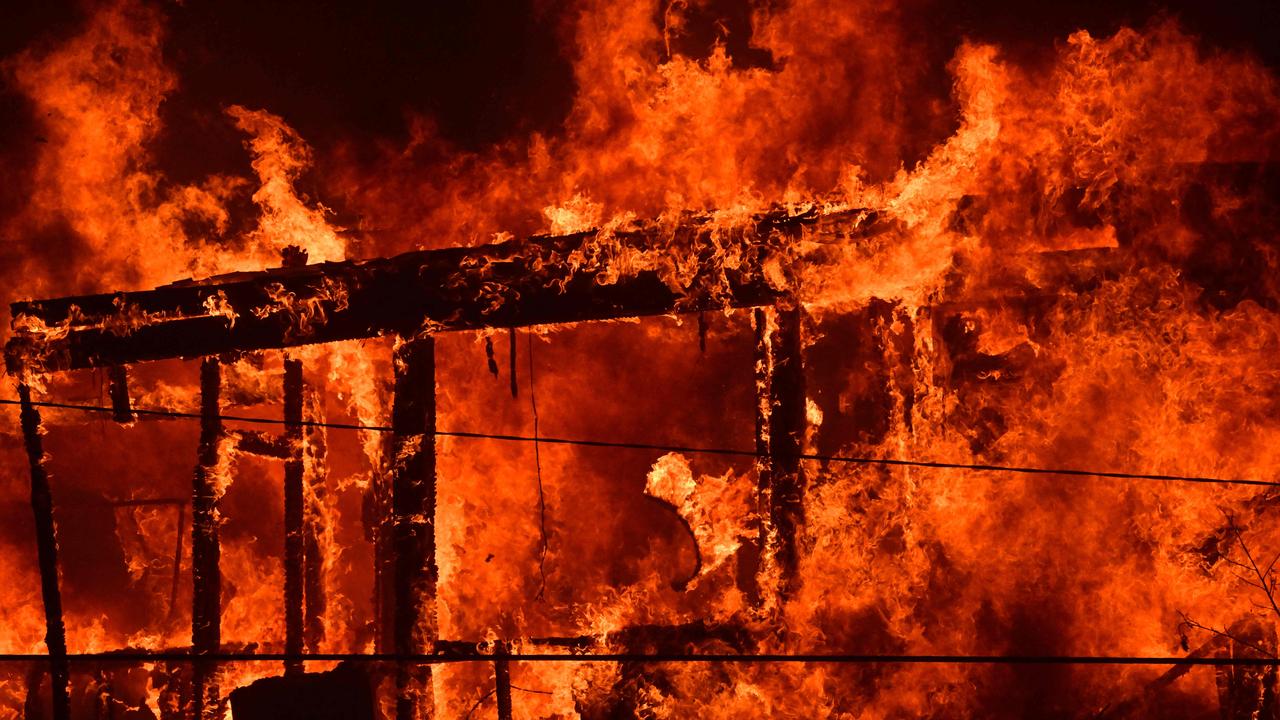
[
  {"left": 746, "top": 306, "right": 807, "bottom": 605},
  {"left": 494, "top": 641, "right": 513, "bottom": 720},
  {"left": 763, "top": 306, "right": 806, "bottom": 601},
  {"left": 389, "top": 337, "right": 439, "bottom": 720},
  {"left": 17, "top": 384, "right": 71, "bottom": 720},
  {"left": 3, "top": 208, "right": 875, "bottom": 715},
  {"left": 302, "top": 386, "right": 329, "bottom": 653},
  {"left": 107, "top": 366, "right": 134, "bottom": 423},
  {"left": 4, "top": 208, "right": 874, "bottom": 374},
  {"left": 191, "top": 358, "right": 222, "bottom": 720},
  {"left": 283, "top": 359, "right": 305, "bottom": 677}
]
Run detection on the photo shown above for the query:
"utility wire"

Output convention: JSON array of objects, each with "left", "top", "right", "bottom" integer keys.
[
  {"left": 0, "top": 397, "right": 1274, "bottom": 488},
  {"left": 3, "top": 394, "right": 1275, "bottom": 671}
]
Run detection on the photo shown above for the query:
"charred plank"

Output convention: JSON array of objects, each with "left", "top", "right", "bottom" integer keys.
[
  {"left": 494, "top": 642, "right": 513, "bottom": 720},
  {"left": 284, "top": 359, "right": 305, "bottom": 677},
  {"left": 192, "top": 358, "right": 222, "bottom": 720},
  {"left": 230, "top": 429, "right": 291, "bottom": 459},
  {"left": 388, "top": 337, "right": 438, "bottom": 720},
  {"left": 768, "top": 306, "right": 806, "bottom": 601},
  {"left": 107, "top": 366, "right": 133, "bottom": 423},
  {"left": 6, "top": 209, "right": 876, "bottom": 373},
  {"left": 303, "top": 386, "right": 329, "bottom": 653},
  {"left": 18, "top": 384, "right": 71, "bottom": 720}
]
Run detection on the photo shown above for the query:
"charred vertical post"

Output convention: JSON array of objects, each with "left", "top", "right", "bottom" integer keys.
[
  {"left": 283, "top": 359, "right": 305, "bottom": 676},
  {"left": 508, "top": 328, "right": 518, "bottom": 398},
  {"left": 17, "top": 384, "right": 71, "bottom": 720},
  {"left": 302, "top": 387, "right": 329, "bottom": 653},
  {"left": 736, "top": 308, "right": 771, "bottom": 606},
  {"left": 192, "top": 358, "right": 223, "bottom": 720},
  {"left": 494, "top": 642, "right": 513, "bottom": 720},
  {"left": 752, "top": 306, "right": 806, "bottom": 603},
  {"left": 107, "top": 366, "right": 134, "bottom": 423},
  {"left": 389, "top": 336, "right": 438, "bottom": 720},
  {"left": 374, "top": 470, "right": 394, "bottom": 655},
  {"left": 768, "top": 306, "right": 806, "bottom": 599}
]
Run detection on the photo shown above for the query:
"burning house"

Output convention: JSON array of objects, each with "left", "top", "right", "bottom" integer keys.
[{"left": 1, "top": 1, "right": 1279, "bottom": 719}]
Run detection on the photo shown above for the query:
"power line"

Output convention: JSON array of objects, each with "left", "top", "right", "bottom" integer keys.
[
  {"left": 2, "top": 395, "right": 1272, "bottom": 673},
  {"left": 0, "top": 397, "right": 1274, "bottom": 488},
  {"left": 0, "top": 651, "right": 1272, "bottom": 666}
]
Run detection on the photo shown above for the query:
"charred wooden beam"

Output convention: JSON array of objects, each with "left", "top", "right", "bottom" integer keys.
[
  {"left": 374, "top": 467, "right": 394, "bottom": 657},
  {"left": 302, "top": 386, "right": 329, "bottom": 653},
  {"left": 192, "top": 358, "right": 222, "bottom": 720},
  {"left": 508, "top": 328, "right": 518, "bottom": 399},
  {"left": 494, "top": 642, "right": 513, "bottom": 720},
  {"left": 230, "top": 429, "right": 291, "bottom": 459},
  {"left": 17, "top": 384, "right": 71, "bottom": 720},
  {"left": 736, "top": 308, "right": 772, "bottom": 607},
  {"left": 431, "top": 620, "right": 753, "bottom": 657},
  {"left": 769, "top": 307, "right": 806, "bottom": 600},
  {"left": 6, "top": 209, "right": 876, "bottom": 374},
  {"left": 283, "top": 359, "right": 305, "bottom": 677},
  {"left": 107, "top": 366, "right": 133, "bottom": 423},
  {"left": 23, "top": 664, "right": 46, "bottom": 720},
  {"left": 389, "top": 337, "right": 438, "bottom": 720},
  {"left": 754, "top": 306, "right": 806, "bottom": 603},
  {"left": 228, "top": 663, "right": 375, "bottom": 720}
]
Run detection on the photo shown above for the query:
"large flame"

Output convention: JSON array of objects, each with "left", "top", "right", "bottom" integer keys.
[{"left": 1, "top": 0, "right": 1278, "bottom": 718}]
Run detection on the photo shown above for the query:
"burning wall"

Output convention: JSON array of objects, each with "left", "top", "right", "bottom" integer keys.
[{"left": 1, "top": 1, "right": 1279, "bottom": 718}]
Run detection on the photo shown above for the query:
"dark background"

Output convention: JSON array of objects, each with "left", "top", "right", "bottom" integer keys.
[{"left": 2, "top": 0, "right": 1277, "bottom": 170}]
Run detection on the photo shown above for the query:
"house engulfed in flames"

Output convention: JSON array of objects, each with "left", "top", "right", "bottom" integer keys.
[{"left": 2, "top": 2, "right": 1280, "bottom": 720}]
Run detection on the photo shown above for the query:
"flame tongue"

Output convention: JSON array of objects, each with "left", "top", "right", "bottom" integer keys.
[{"left": 644, "top": 453, "right": 754, "bottom": 591}]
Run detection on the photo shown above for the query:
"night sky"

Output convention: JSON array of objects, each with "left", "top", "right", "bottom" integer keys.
[{"left": 2, "top": 0, "right": 1276, "bottom": 175}]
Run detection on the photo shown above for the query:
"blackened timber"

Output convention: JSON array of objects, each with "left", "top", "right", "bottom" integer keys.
[
  {"left": 494, "top": 642, "right": 513, "bottom": 720},
  {"left": 508, "top": 328, "right": 518, "bottom": 398},
  {"left": 231, "top": 429, "right": 291, "bottom": 459},
  {"left": 389, "top": 337, "right": 438, "bottom": 720},
  {"left": 23, "top": 665, "right": 45, "bottom": 720},
  {"left": 6, "top": 209, "right": 873, "bottom": 373},
  {"left": 283, "top": 359, "right": 305, "bottom": 677},
  {"left": 374, "top": 470, "right": 394, "bottom": 655},
  {"left": 303, "top": 387, "right": 329, "bottom": 653},
  {"left": 430, "top": 620, "right": 753, "bottom": 657},
  {"left": 107, "top": 366, "right": 133, "bottom": 423},
  {"left": 192, "top": 358, "right": 222, "bottom": 720},
  {"left": 17, "top": 384, "right": 71, "bottom": 720},
  {"left": 736, "top": 308, "right": 770, "bottom": 606},
  {"left": 765, "top": 306, "right": 806, "bottom": 601}
]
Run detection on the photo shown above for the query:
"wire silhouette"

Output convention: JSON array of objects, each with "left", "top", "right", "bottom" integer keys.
[
  {"left": 1, "top": 394, "right": 1274, "bottom": 670},
  {"left": 1, "top": 396, "right": 1273, "bottom": 488}
]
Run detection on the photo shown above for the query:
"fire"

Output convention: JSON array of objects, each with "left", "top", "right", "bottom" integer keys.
[{"left": 1, "top": 0, "right": 1278, "bottom": 718}]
